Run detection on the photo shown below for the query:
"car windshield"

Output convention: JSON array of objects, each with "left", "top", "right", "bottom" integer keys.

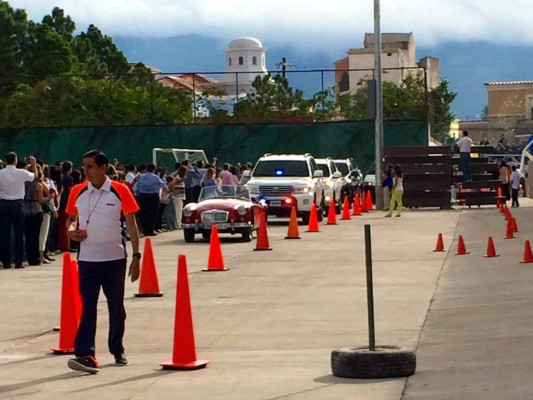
[
  {"left": 335, "top": 162, "right": 349, "bottom": 175},
  {"left": 316, "top": 163, "right": 331, "bottom": 177},
  {"left": 199, "top": 185, "right": 250, "bottom": 201},
  {"left": 252, "top": 160, "right": 310, "bottom": 177}
]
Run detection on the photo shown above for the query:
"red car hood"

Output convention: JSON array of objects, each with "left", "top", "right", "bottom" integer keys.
[{"left": 193, "top": 198, "right": 253, "bottom": 213}]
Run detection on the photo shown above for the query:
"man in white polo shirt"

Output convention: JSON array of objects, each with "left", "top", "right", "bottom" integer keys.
[
  {"left": 456, "top": 130, "right": 473, "bottom": 182},
  {"left": 0, "top": 152, "right": 37, "bottom": 269},
  {"left": 65, "top": 150, "right": 141, "bottom": 374}
]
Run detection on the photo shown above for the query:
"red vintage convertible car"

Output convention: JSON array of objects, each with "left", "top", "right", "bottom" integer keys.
[{"left": 181, "top": 185, "right": 267, "bottom": 243}]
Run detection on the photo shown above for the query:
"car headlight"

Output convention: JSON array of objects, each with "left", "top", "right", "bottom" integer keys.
[
  {"left": 247, "top": 185, "right": 259, "bottom": 194},
  {"left": 294, "top": 185, "right": 311, "bottom": 194},
  {"left": 183, "top": 207, "right": 195, "bottom": 217},
  {"left": 236, "top": 205, "right": 247, "bottom": 216}
]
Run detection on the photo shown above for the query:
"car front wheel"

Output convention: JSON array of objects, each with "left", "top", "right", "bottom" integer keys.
[
  {"left": 301, "top": 211, "right": 310, "bottom": 226},
  {"left": 241, "top": 227, "right": 252, "bottom": 242},
  {"left": 184, "top": 228, "right": 195, "bottom": 243},
  {"left": 334, "top": 193, "right": 342, "bottom": 214}
]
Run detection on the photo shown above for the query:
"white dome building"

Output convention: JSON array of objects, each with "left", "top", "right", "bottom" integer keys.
[{"left": 217, "top": 37, "right": 268, "bottom": 95}]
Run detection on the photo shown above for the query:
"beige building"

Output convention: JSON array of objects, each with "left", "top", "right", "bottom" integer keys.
[
  {"left": 335, "top": 33, "right": 440, "bottom": 95},
  {"left": 459, "top": 81, "right": 533, "bottom": 145},
  {"left": 485, "top": 81, "right": 533, "bottom": 142}
]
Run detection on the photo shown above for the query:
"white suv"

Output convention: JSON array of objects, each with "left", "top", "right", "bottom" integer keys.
[
  {"left": 244, "top": 153, "right": 324, "bottom": 225},
  {"left": 315, "top": 158, "right": 344, "bottom": 215}
]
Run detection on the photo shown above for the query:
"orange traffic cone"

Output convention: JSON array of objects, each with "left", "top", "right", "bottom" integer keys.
[
  {"left": 161, "top": 255, "right": 210, "bottom": 370},
  {"left": 70, "top": 259, "right": 82, "bottom": 323},
  {"left": 503, "top": 205, "right": 511, "bottom": 221},
  {"left": 497, "top": 187, "right": 503, "bottom": 208},
  {"left": 352, "top": 193, "right": 362, "bottom": 216},
  {"left": 504, "top": 220, "right": 515, "bottom": 239},
  {"left": 135, "top": 238, "right": 164, "bottom": 297},
  {"left": 361, "top": 191, "right": 368, "bottom": 213},
  {"left": 203, "top": 225, "right": 228, "bottom": 271},
  {"left": 520, "top": 240, "right": 533, "bottom": 263},
  {"left": 326, "top": 201, "right": 338, "bottom": 225},
  {"left": 285, "top": 207, "right": 301, "bottom": 239},
  {"left": 306, "top": 203, "right": 320, "bottom": 232},
  {"left": 50, "top": 253, "right": 80, "bottom": 354},
  {"left": 366, "top": 190, "right": 373, "bottom": 210},
  {"left": 55, "top": 258, "right": 81, "bottom": 332},
  {"left": 254, "top": 213, "right": 272, "bottom": 251},
  {"left": 511, "top": 217, "right": 519, "bottom": 233},
  {"left": 341, "top": 196, "right": 351, "bottom": 220},
  {"left": 433, "top": 233, "right": 445, "bottom": 252},
  {"left": 484, "top": 236, "right": 499, "bottom": 257},
  {"left": 455, "top": 235, "right": 469, "bottom": 255}
]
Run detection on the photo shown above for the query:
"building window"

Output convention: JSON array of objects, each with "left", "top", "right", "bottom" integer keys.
[
  {"left": 339, "top": 72, "right": 349, "bottom": 92},
  {"left": 239, "top": 56, "right": 244, "bottom": 65},
  {"left": 262, "top": 55, "right": 265, "bottom": 66},
  {"left": 252, "top": 56, "right": 257, "bottom": 65},
  {"left": 229, "top": 58, "right": 232, "bottom": 66}
]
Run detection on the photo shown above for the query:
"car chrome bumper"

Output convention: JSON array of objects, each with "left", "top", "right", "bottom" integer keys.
[{"left": 182, "top": 221, "right": 251, "bottom": 231}]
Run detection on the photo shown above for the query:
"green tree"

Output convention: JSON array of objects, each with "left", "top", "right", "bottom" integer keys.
[
  {"left": 339, "top": 73, "right": 456, "bottom": 142},
  {"left": 481, "top": 105, "right": 488, "bottom": 120},
  {"left": 42, "top": 7, "right": 75, "bottom": 38},
  {"left": 22, "top": 21, "right": 75, "bottom": 83},
  {"left": 431, "top": 79, "right": 456, "bottom": 142},
  {"left": 235, "top": 74, "right": 310, "bottom": 122},
  {"left": 0, "top": 1, "right": 29, "bottom": 96},
  {"left": 77, "top": 25, "right": 129, "bottom": 76}
]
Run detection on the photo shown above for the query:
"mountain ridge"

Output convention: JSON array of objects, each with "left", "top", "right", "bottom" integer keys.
[{"left": 114, "top": 35, "right": 533, "bottom": 120}]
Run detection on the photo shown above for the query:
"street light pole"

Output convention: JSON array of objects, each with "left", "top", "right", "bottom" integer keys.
[{"left": 374, "top": 0, "right": 384, "bottom": 211}]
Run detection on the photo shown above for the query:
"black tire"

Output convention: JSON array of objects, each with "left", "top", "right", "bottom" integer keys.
[
  {"left": 318, "top": 196, "right": 324, "bottom": 222},
  {"left": 331, "top": 346, "right": 416, "bottom": 379},
  {"left": 183, "top": 229, "right": 195, "bottom": 243},
  {"left": 334, "top": 193, "right": 342, "bottom": 214},
  {"left": 241, "top": 227, "right": 252, "bottom": 242},
  {"left": 301, "top": 212, "right": 310, "bottom": 226},
  {"left": 201, "top": 230, "right": 211, "bottom": 240}
]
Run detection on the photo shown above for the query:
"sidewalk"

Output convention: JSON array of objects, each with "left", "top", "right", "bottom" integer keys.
[
  {"left": 0, "top": 200, "right": 531, "bottom": 399},
  {"left": 403, "top": 199, "right": 533, "bottom": 400}
]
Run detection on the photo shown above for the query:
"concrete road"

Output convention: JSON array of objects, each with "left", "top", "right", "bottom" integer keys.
[{"left": 0, "top": 201, "right": 531, "bottom": 399}]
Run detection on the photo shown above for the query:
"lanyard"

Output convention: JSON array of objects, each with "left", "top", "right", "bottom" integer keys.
[{"left": 86, "top": 190, "right": 104, "bottom": 226}]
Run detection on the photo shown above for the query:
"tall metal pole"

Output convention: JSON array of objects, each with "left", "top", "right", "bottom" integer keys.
[
  {"left": 374, "top": 0, "right": 384, "bottom": 210},
  {"left": 364, "top": 224, "right": 376, "bottom": 351}
]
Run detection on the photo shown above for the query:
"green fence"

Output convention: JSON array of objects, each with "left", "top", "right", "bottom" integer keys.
[{"left": 0, "top": 121, "right": 427, "bottom": 173}]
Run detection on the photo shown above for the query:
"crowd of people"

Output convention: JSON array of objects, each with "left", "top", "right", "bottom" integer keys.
[{"left": 0, "top": 152, "right": 252, "bottom": 269}]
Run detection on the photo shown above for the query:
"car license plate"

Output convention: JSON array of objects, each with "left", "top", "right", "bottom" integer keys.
[{"left": 270, "top": 201, "right": 281, "bottom": 207}]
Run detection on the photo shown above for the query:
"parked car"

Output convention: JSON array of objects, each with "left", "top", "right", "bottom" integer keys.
[
  {"left": 363, "top": 173, "right": 376, "bottom": 204},
  {"left": 333, "top": 158, "right": 362, "bottom": 205},
  {"left": 181, "top": 185, "right": 267, "bottom": 243},
  {"left": 243, "top": 153, "right": 324, "bottom": 225},
  {"left": 315, "top": 158, "right": 343, "bottom": 214}
]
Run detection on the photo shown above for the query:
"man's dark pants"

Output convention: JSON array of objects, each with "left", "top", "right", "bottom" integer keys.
[
  {"left": 137, "top": 193, "right": 160, "bottom": 235},
  {"left": 75, "top": 259, "right": 127, "bottom": 358},
  {"left": 460, "top": 152, "right": 471, "bottom": 182},
  {"left": 0, "top": 199, "right": 25, "bottom": 267}
]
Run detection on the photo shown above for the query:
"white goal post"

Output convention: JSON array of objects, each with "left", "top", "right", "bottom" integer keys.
[{"left": 152, "top": 148, "right": 209, "bottom": 172}]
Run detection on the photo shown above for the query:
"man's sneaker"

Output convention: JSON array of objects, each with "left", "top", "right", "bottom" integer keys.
[
  {"left": 67, "top": 356, "right": 100, "bottom": 374},
  {"left": 114, "top": 353, "right": 128, "bottom": 366}
]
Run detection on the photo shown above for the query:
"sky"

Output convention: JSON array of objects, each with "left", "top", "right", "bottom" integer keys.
[
  {"left": 6, "top": 0, "right": 533, "bottom": 119},
  {"left": 7, "top": 0, "right": 533, "bottom": 54}
]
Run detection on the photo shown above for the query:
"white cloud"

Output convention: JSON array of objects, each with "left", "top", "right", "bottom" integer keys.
[{"left": 7, "top": 0, "right": 533, "bottom": 53}]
